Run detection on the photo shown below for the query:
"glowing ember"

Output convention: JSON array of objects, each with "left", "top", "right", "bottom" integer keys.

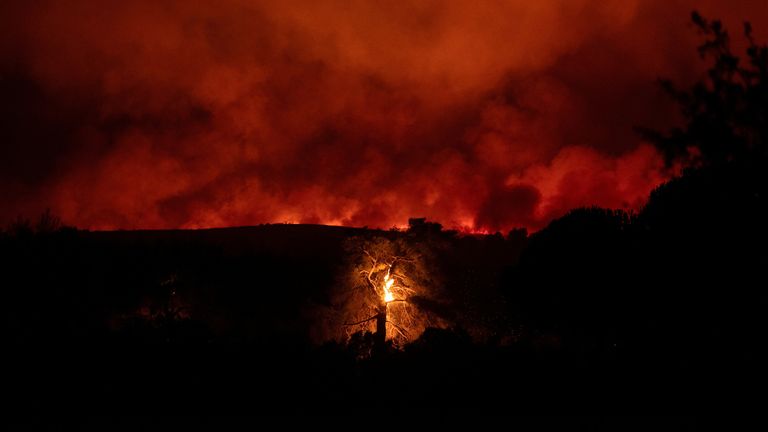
[{"left": 383, "top": 273, "right": 395, "bottom": 303}]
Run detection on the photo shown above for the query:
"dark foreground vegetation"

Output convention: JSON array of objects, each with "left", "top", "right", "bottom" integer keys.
[{"left": 4, "top": 156, "right": 765, "bottom": 415}]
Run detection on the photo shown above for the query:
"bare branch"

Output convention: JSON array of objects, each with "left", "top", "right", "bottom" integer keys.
[
  {"left": 359, "top": 260, "right": 379, "bottom": 297},
  {"left": 391, "top": 272, "right": 415, "bottom": 289},
  {"left": 365, "top": 271, "right": 378, "bottom": 295},
  {"left": 387, "top": 320, "right": 409, "bottom": 339},
  {"left": 391, "top": 284, "right": 416, "bottom": 294},
  {"left": 361, "top": 248, "right": 377, "bottom": 265},
  {"left": 390, "top": 256, "right": 416, "bottom": 265},
  {"left": 344, "top": 315, "right": 379, "bottom": 327}
]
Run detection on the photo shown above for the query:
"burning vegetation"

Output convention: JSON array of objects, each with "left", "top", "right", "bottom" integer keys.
[{"left": 333, "top": 235, "right": 443, "bottom": 351}]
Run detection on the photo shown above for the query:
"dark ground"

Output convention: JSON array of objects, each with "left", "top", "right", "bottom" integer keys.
[{"left": 3, "top": 160, "right": 767, "bottom": 419}]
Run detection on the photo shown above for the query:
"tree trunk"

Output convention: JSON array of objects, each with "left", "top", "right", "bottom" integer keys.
[{"left": 374, "top": 303, "right": 387, "bottom": 355}]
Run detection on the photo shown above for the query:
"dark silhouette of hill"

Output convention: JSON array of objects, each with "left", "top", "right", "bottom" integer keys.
[
  {"left": 2, "top": 220, "right": 532, "bottom": 413},
  {"left": 2, "top": 221, "right": 526, "bottom": 345},
  {"left": 3, "top": 223, "right": 366, "bottom": 343}
]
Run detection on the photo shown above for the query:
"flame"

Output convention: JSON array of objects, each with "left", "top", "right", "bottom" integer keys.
[{"left": 383, "top": 273, "right": 395, "bottom": 303}]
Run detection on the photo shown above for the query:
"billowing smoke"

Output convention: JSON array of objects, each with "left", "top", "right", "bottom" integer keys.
[{"left": 2, "top": 0, "right": 766, "bottom": 232}]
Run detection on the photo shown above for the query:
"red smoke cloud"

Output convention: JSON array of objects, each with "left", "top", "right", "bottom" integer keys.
[{"left": 1, "top": 0, "right": 767, "bottom": 232}]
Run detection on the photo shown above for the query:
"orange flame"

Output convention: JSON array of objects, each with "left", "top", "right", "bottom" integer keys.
[{"left": 383, "top": 273, "right": 395, "bottom": 303}]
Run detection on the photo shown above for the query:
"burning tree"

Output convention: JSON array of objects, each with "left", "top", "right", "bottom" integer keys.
[{"left": 333, "top": 235, "right": 440, "bottom": 352}]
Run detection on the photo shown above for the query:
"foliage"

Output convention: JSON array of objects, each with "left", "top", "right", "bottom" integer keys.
[
  {"left": 4, "top": 209, "right": 66, "bottom": 237},
  {"left": 639, "top": 11, "right": 768, "bottom": 166}
]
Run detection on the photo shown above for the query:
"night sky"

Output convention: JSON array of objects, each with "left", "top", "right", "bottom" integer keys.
[{"left": 2, "top": 0, "right": 767, "bottom": 232}]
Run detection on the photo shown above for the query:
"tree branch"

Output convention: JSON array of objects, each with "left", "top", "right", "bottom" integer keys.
[
  {"left": 387, "top": 320, "right": 409, "bottom": 339},
  {"left": 365, "top": 270, "right": 378, "bottom": 295},
  {"left": 391, "top": 284, "right": 416, "bottom": 294},
  {"left": 344, "top": 315, "right": 379, "bottom": 326},
  {"left": 361, "top": 248, "right": 377, "bottom": 266},
  {"left": 390, "top": 256, "right": 415, "bottom": 265}
]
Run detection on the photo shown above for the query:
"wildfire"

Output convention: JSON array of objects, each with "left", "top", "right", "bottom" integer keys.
[{"left": 383, "top": 272, "right": 395, "bottom": 303}]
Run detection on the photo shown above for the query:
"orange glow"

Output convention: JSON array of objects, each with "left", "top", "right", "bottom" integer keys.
[
  {"left": 2, "top": 1, "right": 766, "bottom": 231},
  {"left": 383, "top": 273, "right": 395, "bottom": 303}
]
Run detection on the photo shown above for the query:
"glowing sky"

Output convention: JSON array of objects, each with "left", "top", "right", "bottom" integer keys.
[{"left": 2, "top": 0, "right": 767, "bottom": 231}]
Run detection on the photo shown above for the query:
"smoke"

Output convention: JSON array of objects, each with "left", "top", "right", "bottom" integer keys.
[{"left": 1, "top": 0, "right": 766, "bottom": 231}]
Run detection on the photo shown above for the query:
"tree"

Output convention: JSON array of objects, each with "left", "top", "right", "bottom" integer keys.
[
  {"left": 331, "top": 235, "right": 440, "bottom": 353},
  {"left": 639, "top": 11, "right": 768, "bottom": 166}
]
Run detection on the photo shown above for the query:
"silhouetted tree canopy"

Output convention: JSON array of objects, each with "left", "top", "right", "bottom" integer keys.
[{"left": 640, "top": 11, "right": 768, "bottom": 166}]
